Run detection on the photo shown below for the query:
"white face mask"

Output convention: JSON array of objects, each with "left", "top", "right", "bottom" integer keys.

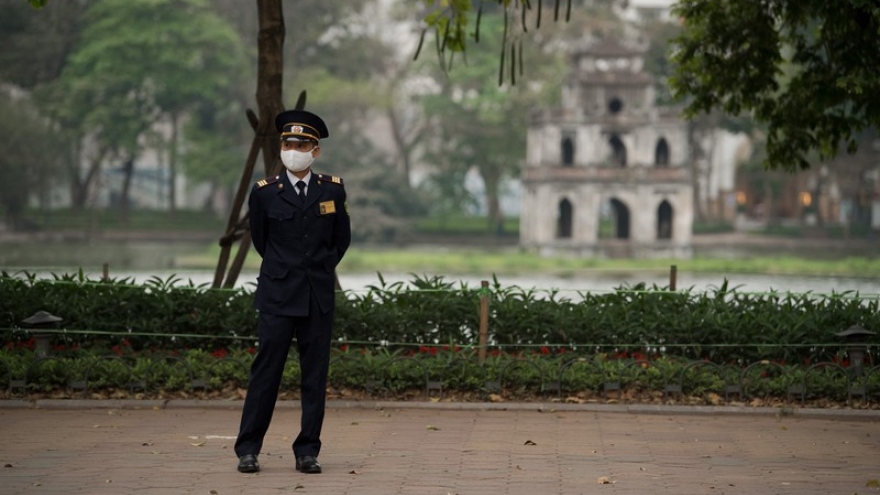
[{"left": 280, "top": 149, "right": 315, "bottom": 172}]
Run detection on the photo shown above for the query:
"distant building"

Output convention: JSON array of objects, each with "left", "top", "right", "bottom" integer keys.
[{"left": 520, "top": 37, "right": 693, "bottom": 258}]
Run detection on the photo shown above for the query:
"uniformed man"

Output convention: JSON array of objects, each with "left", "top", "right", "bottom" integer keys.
[{"left": 235, "top": 109, "right": 351, "bottom": 475}]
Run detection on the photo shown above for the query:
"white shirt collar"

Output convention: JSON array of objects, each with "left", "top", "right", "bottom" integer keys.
[{"left": 286, "top": 170, "right": 312, "bottom": 190}]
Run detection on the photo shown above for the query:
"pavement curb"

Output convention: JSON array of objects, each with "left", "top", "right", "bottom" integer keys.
[{"left": 2, "top": 399, "right": 877, "bottom": 421}]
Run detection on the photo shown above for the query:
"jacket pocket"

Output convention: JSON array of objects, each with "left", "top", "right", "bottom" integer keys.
[{"left": 268, "top": 208, "right": 297, "bottom": 241}]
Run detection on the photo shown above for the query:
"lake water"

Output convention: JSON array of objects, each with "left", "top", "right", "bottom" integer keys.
[{"left": 1, "top": 238, "right": 878, "bottom": 297}]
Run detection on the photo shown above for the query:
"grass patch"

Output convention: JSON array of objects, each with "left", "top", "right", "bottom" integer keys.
[
  {"left": 176, "top": 244, "right": 880, "bottom": 279},
  {"left": 415, "top": 215, "right": 519, "bottom": 234},
  {"left": 21, "top": 208, "right": 225, "bottom": 232}
]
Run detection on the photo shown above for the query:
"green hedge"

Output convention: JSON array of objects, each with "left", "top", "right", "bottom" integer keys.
[
  {"left": 2, "top": 348, "right": 877, "bottom": 405},
  {"left": 1, "top": 271, "right": 878, "bottom": 366}
]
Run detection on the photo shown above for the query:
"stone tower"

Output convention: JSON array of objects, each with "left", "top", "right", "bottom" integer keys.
[{"left": 520, "top": 37, "right": 693, "bottom": 258}]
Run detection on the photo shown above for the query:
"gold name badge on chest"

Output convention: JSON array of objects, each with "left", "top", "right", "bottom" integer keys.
[{"left": 319, "top": 201, "right": 336, "bottom": 215}]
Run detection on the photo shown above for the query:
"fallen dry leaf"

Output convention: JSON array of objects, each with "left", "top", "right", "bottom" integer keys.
[
  {"left": 598, "top": 476, "right": 613, "bottom": 484},
  {"left": 488, "top": 393, "right": 504, "bottom": 402},
  {"left": 866, "top": 479, "right": 880, "bottom": 488},
  {"left": 190, "top": 441, "right": 207, "bottom": 447},
  {"left": 426, "top": 425, "right": 440, "bottom": 431},
  {"left": 524, "top": 440, "right": 536, "bottom": 446},
  {"left": 349, "top": 470, "right": 359, "bottom": 475}
]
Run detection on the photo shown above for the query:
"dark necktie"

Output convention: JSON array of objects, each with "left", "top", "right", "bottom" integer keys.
[{"left": 295, "top": 180, "right": 306, "bottom": 203}]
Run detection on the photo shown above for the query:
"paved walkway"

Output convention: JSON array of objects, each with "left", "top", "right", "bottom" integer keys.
[{"left": 0, "top": 401, "right": 878, "bottom": 495}]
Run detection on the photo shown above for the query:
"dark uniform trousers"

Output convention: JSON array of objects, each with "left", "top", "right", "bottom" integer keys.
[
  {"left": 234, "top": 294, "right": 333, "bottom": 459},
  {"left": 235, "top": 170, "right": 350, "bottom": 461}
]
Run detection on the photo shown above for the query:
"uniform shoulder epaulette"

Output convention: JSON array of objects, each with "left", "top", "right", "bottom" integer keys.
[
  {"left": 317, "top": 173, "right": 344, "bottom": 186},
  {"left": 255, "top": 175, "right": 281, "bottom": 189}
]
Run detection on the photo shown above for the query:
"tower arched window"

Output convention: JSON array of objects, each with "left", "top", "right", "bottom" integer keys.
[
  {"left": 557, "top": 199, "right": 573, "bottom": 238},
  {"left": 561, "top": 136, "right": 575, "bottom": 166},
  {"left": 657, "top": 200, "right": 673, "bottom": 239},
  {"left": 609, "top": 135, "right": 627, "bottom": 167},
  {"left": 655, "top": 138, "right": 670, "bottom": 167},
  {"left": 599, "top": 198, "right": 630, "bottom": 240}
]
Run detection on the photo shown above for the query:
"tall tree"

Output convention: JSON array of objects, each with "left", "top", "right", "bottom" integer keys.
[
  {"left": 669, "top": 0, "right": 880, "bottom": 171},
  {"left": 0, "top": 89, "right": 61, "bottom": 229},
  {"left": 180, "top": 96, "right": 253, "bottom": 213},
  {"left": 418, "top": 11, "right": 558, "bottom": 229},
  {"left": 39, "top": 0, "right": 245, "bottom": 214}
]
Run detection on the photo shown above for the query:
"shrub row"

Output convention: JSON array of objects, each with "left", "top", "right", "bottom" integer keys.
[
  {"left": 2, "top": 347, "right": 878, "bottom": 406},
  {"left": 1, "top": 271, "right": 878, "bottom": 366}
]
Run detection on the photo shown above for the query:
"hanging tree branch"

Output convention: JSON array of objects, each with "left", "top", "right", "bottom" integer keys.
[{"left": 416, "top": 0, "right": 572, "bottom": 85}]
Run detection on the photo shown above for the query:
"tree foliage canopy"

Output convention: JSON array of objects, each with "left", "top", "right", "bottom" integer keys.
[
  {"left": 669, "top": 0, "right": 880, "bottom": 171},
  {"left": 34, "top": 0, "right": 247, "bottom": 209}
]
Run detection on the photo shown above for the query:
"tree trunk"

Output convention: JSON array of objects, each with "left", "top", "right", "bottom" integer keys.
[
  {"left": 212, "top": 0, "right": 285, "bottom": 289},
  {"left": 687, "top": 119, "right": 708, "bottom": 223},
  {"left": 256, "top": 0, "right": 285, "bottom": 176},
  {"left": 118, "top": 154, "right": 135, "bottom": 223},
  {"left": 386, "top": 106, "right": 423, "bottom": 186},
  {"left": 478, "top": 165, "right": 504, "bottom": 233},
  {"left": 168, "top": 113, "right": 179, "bottom": 212},
  {"left": 702, "top": 129, "right": 717, "bottom": 220},
  {"left": 70, "top": 145, "right": 107, "bottom": 210}
]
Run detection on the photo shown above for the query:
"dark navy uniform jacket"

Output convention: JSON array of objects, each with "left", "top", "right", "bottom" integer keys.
[{"left": 248, "top": 170, "right": 351, "bottom": 316}]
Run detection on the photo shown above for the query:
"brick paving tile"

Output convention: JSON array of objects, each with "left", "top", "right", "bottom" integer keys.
[{"left": 0, "top": 402, "right": 877, "bottom": 494}]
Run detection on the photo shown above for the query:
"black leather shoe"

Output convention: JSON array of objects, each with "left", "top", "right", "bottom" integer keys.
[
  {"left": 237, "top": 454, "right": 260, "bottom": 473},
  {"left": 295, "top": 455, "right": 321, "bottom": 474}
]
